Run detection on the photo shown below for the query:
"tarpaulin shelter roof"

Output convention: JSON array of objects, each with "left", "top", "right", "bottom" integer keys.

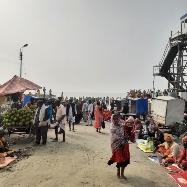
[{"left": 0, "top": 75, "right": 42, "bottom": 95}]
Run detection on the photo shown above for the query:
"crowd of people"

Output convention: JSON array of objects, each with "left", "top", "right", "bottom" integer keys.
[
  {"left": 127, "top": 89, "right": 153, "bottom": 98},
  {"left": 127, "top": 88, "right": 187, "bottom": 101},
  {"left": 24, "top": 97, "right": 112, "bottom": 145},
  {"left": 2, "top": 92, "right": 187, "bottom": 181}
]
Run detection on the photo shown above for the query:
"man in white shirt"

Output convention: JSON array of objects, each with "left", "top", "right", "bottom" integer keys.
[
  {"left": 82, "top": 100, "right": 88, "bottom": 122},
  {"left": 53, "top": 100, "right": 66, "bottom": 142},
  {"left": 87, "top": 100, "right": 93, "bottom": 126}
]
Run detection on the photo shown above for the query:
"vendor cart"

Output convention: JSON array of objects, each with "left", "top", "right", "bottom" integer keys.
[{"left": 5, "top": 124, "right": 35, "bottom": 138}]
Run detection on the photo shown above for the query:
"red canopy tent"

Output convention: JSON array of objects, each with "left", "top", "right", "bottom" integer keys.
[{"left": 0, "top": 75, "right": 42, "bottom": 95}]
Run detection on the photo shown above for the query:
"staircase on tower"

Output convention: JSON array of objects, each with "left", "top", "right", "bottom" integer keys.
[{"left": 153, "top": 13, "right": 187, "bottom": 94}]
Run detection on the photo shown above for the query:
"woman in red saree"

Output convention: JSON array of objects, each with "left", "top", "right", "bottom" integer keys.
[
  {"left": 108, "top": 114, "right": 130, "bottom": 179},
  {"left": 124, "top": 116, "right": 135, "bottom": 142},
  {"left": 93, "top": 102, "right": 103, "bottom": 133}
]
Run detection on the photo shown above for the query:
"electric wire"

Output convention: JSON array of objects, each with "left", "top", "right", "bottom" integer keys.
[
  {"left": 0, "top": 57, "right": 19, "bottom": 65},
  {"left": 0, "top": 38, "right": 20, "bottom": 59}
]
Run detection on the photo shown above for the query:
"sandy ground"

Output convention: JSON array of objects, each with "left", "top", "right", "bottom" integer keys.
[{"left": 0, "top": 121, "right": 178, "bottom": 187}]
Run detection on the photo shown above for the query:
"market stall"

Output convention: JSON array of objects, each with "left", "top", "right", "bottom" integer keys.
[
  {"left": 0, "top": 75, "right": 41, "bottom": 95},
  {"left": 2, "top": 107, "right": 35, "bottom": 137},
  {"left": 0, "top": 75, "right": 41, "bottom": 136}
]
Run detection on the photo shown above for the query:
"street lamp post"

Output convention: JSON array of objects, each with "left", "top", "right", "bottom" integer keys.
[{"left": 20, "top": 44, "right": 28, "bottom": 78}]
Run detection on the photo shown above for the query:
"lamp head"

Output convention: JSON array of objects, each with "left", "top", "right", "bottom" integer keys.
[{"left": 22, "top": 44, "right": 28, "bottom": 48}]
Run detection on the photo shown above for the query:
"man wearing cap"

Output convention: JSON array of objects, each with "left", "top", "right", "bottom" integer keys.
[
  {"left": 157, "top": 136, "right": 180, "bottom": 164},
  {"left": 177, "top": 136, "right": 187, "bottom": 169}
]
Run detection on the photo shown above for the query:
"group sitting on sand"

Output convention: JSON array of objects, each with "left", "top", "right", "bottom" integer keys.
[{"left": 106, "top": 112, "right": 187, "bottom": 180}]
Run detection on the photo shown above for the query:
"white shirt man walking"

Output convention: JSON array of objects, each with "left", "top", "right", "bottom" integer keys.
[
  {"left": 82, "top": 100, "right": 88, "bottom": 122},
  {"left": 86, "top": 100, "right": 93, "bottom": 126}
]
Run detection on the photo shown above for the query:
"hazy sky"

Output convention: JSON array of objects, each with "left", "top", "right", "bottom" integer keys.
[{"left": 0, "top": 0, "right": 186, "bottom": 95}]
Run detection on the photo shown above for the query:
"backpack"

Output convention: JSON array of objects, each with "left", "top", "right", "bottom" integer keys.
[{"left": 43, "top": 108, "right": 50, "bottom": 121}]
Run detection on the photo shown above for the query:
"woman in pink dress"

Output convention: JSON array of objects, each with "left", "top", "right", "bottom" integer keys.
[{"left": 94, "top": 102, "right": 103, "bottom": 133}]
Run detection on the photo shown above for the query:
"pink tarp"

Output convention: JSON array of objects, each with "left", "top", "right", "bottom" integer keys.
[
  {"left": 0, "top": 75, "right": 42, "bottom": 95},
  {"left": 0, "top": 157, "right": 16, "bottom": 168}
]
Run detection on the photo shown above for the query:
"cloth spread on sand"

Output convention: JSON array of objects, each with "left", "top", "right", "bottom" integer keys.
[
  {"left": 168, "top": 173, "right": 187, "bottom": 187},
  {"left": 148, "top": 156, "right": 159, "bottom": 164},
  {"left": 0, "top": 157, "right": 16, "bottom": 168},
  {"left": 137, "top": 144, "right": 153, "bottom": 153}
]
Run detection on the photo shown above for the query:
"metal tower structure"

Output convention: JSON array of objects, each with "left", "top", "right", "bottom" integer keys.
[{"left": 153, "top": 13, "right": 187, "bottom": 96}]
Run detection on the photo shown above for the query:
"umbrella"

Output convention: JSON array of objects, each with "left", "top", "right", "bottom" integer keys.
[{"left": 0, "top": 75, "right": 42, "bottom": 95}]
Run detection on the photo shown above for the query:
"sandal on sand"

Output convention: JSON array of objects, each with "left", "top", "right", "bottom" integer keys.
[
  {"left": 52, "top": 138, "right": 58, "bottom": 142},
  {"left": 120, "top": 176, "right": 127, "bottom": 180}
]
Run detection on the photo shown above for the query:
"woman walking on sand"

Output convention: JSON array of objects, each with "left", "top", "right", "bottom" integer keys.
[
  {"left": 93, "top": 101, "right": 103, "bottom": 133},
  {"left": 108, "top": 113, "right": 130, "bottom": 180}
]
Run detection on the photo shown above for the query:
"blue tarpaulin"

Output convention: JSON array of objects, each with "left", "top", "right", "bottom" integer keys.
[
  {"left": 24, "top": 96, "right": 45, "bottom": 106},
  {"left": 136, "top": 98, "right": 148, "bottom": 115}
]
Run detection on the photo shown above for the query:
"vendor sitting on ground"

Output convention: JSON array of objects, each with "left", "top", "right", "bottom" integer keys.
[
  {"left": 138, "top": 120, "right": 152, "bottom": 139},
  {"left": 150, "top": 124, "right": 164, "bottom": 153},
  {"left": 177, "top": 136, "right": 187, "bottom": 170},
  {"left": 157, "top": 135, "right": 180, "bottom": 165},
  {"left": 0, "top": 128, "right": 9, "bottom": 153}
]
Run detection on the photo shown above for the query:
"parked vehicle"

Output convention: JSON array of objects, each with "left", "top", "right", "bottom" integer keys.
[{"left": 151, "top": 96, "right": 185, "bottom": 126}]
